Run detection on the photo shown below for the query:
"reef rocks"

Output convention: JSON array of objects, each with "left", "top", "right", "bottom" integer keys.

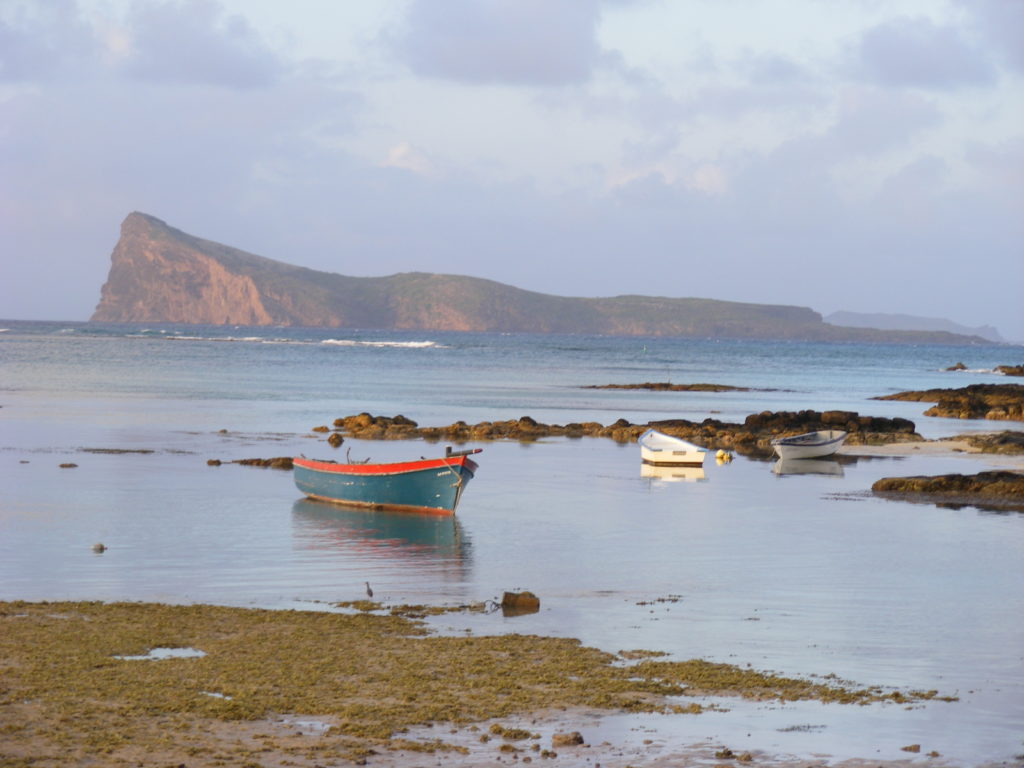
[
  {"left": 875, "top": 383, "right": 1024, "bottom": 422},
  {"left": 551, "top": 731, "right": 585, "bottom": 748},
  {"left": 959, "top": 431, "right": 1024, "bottom": 455},
  {"left": 583, "top": 382, "right": 750, "bottom": 392},
  {"left": 872, "top": 470, "right": 1024, "bottom": 511},
  {"left": 996, "top": 364, "right": 1024, "bottom": 377},
  {"left": 233, "top": 457, "right": 294, "bottom": 470},
  {"left": 501, "top": 591, "right": 541, "bottom": 616},
  {"left": 329, "top": 410, "right": 920, "bottom": 458}
]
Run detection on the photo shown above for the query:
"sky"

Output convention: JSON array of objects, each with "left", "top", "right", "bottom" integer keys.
[{"left": 2, "top": 0, "right": 1022, "bottom": 340}]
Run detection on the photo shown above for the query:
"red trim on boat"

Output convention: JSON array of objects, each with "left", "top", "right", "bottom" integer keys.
[{"left": 293, "top": 454, "right": 478, "bottom": 476}]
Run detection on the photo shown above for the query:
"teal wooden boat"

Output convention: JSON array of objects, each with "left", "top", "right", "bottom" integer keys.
[{"left": 292, "top": 447, "right": 481, "bottom": 515}]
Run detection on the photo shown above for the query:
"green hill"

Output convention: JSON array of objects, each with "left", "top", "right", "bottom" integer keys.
[{"left": 91, "top": 212, "right": 990, "bottom": 344}]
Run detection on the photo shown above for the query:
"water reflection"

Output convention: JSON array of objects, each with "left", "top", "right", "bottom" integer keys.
[
  {"left": 771, "top": 458, "right": 844, "bottom": 477},
  {"left": 291, "top": 499, "right": 471, "bottom": 566},
  {"left": 640, "top": 463, "right": 706, "bottom": 482}
]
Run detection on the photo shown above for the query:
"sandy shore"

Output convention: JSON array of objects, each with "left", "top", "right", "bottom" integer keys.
[{"left": 839, "top": 437, "right": 1024, "bottom": 469}]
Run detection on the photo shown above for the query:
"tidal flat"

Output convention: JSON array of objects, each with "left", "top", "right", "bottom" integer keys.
[{"left": 0, "top": 600, "right": 953, "bottom": 768}]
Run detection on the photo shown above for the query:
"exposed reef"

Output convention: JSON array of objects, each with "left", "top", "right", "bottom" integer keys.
[
  {"left": 0, "top": 600, "right": 954, "bottom": 766},
  {"left": 872, "top": 470, "right": 1024, "bottom": 511},
  {"left": 957, "top": 431, "right": 1024, "bottom": 455},
  {"left": 874, "top": 383, "right": 1024, "bottom": 422},
  {"left": 583, "top": 382, "right": 751, "bottom": 392},
  {"left": 325, "top": 410, "right": 919, "bottom": 458},
  {"left": 207, "top": 457, "right": 293, "bottom": 469}
]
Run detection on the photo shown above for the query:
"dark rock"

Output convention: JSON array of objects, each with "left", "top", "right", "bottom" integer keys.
[
  {"left": 551, "top": 732, "right": 583, "bottom": 748},
  {"left": 327, "top": 409, "right": 920, "bottom": 458},
  {"left": 501, "top": 591, "right": 540, "bottom": 616},
  {"left": 584, "top": 381, "right": 749, "bottom": 392},
  {"left": 945, "top": 362, "right": 967, "bottom": 371},
  {"left": 875, "top": 383, "right": 1024, "bottom": 421},
  {"left": 59, "top": 463, "right": 78, "bottom": 468},
  {"left": 206, "top": 459, "right": 222, "bottom": 466},
  {"left": 327, "top": 432, "right": 344, "bottom": 447},
  {"left": 996, "top": 364, "right": 1024, "bottom": 376},
  {"left": 234, "top": 457, "right": 294, "bottom": 470},
  {"left": 873, "top": 470, "right": 1024, "bottom": 510},
  {"left": 960, "top": 431, "right": 1024, "bottom": 454}
]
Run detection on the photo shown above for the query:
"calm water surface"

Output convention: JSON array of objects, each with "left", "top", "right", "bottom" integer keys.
[{"left": 1, "top": 321, "right": 1022, "bottom": 764}]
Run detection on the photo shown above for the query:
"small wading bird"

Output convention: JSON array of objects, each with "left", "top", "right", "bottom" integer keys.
[{"left": 365, "top": 581, "right": 373, "bottom": 599}]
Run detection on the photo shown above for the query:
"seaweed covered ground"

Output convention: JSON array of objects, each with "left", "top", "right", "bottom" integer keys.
[{"left": 0, "top": 601, "right": 953, "bottom": 767}]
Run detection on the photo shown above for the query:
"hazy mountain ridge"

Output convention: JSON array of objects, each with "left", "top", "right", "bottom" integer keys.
[
  {"left": 91, "top": 213, "right": 992, "bottom": 344},
  {"left": 826, "top": 311, "right": 1004, "bottom": 343}
]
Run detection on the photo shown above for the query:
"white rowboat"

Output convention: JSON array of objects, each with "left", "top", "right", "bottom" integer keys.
[
  {"left": 770, "top": 430, "right": 847, "bottom": 460},
  {"left": 638, "top": 429, "right": 706, "bottom": 466}
]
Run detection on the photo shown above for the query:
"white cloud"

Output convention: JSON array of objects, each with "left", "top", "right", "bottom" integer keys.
[
  {"left": 687, "top": 164, "right": 728, "bottom": 196},
  {"left": 382, "top": 142, "right": 433, "bottom": 175}
]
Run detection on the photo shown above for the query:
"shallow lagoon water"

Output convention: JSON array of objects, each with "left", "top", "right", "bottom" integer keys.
[{"left": 1, "top": 321, "right": 1023, "bottom": 764}]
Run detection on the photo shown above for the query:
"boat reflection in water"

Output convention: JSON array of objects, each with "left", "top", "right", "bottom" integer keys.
[
  {"left": 291, "top": 499, "right": 470, "bottom": 581},
  {"left": 640, "top": 463, "right": 706, "bottom": 482},
  {"left": 771, "top": 458, "right": 844, "bottom": 477}
]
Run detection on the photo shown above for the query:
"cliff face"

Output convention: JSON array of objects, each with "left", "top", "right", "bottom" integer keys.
[
  {"left": 94, "top": 214, "right": 278, "bottom": 324},
  {"left": 91, "top": 213, "right": 989, "bottom": 343}
]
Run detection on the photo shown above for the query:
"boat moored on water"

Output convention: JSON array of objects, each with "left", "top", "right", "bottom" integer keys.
[
  {"left": 770, "top": 430, "right": 847, "bottom": 460},
  {"left": 292, "top": 447, "right": 481, "bottom": 515},
  {"left": 638, "top": 429, "right": 706, "bottom": 466}
]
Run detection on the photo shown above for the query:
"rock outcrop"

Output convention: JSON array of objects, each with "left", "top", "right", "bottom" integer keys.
[
  {"left": 91, "top": 212, "right": 993, "bottom": 343},
  {"left": 959, "top": 431, "right": 1024, "bottom": 454},
  {"left": 875, "top": 384, "right": 1024, "bottom": 422},
  {"left": 873, "top": 471, "right": 1024, "bottom": 510},
  {"left": 325, "top": 410, "right": 919, "bottom": 457},
  {"left": 583, "top": 382, "right": 751, "bottom": 392}
]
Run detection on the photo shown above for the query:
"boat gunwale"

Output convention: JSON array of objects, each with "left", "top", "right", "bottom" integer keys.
[
  {"left": 293, "top": 455, "right": 479, "bottom": 477},
  {"left": 637, "top": 428, "right": 705, "bottom": 453},
  {"left": 770, "top": 430, "right": 847, "bottom": 448}
]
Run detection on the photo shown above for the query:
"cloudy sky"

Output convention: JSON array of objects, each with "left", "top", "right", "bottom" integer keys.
[{"left": 2, "top": 0, "right": 1022, "bottom": 339}]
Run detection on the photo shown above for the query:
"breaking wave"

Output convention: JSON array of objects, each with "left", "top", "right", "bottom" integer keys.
[{"left": 321, "top": 339, "right": 439, "bottom": 348}]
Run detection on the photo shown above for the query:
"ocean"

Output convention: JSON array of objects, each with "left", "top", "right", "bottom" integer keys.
[{"left": 1, "top": 320, "right": 1022, "bottom": 764}]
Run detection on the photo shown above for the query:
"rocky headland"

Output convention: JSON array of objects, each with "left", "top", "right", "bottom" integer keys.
[
  {"left": 320, "top": 410, "right": 919, "bottom": 458},
  {"left": 91, "top": 212, "right": 993, "bottom": 343},
  {"left": 874, "top": 383, "right": 1024, "bottom": 421}
]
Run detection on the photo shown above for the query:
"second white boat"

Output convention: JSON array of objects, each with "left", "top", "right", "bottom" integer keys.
[{"left": 770, "top": 430, "right": 847, "bottom": 459}]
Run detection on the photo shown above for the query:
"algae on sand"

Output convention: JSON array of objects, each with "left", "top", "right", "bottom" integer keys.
[{"left": 0, "top": 601, "right": 951, "bottom": 766}]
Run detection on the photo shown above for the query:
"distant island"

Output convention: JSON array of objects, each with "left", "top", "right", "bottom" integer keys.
[
  {"left": 824, "top": 311, "right": 1004, "bottom": 343},
  {"left": 91, "top": 213, "right": 992, "bottom": 344}
]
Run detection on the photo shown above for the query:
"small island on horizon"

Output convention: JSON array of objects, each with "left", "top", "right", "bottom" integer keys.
[{"left": 90, "top": 212, "right": 999, "bottom": 345}]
